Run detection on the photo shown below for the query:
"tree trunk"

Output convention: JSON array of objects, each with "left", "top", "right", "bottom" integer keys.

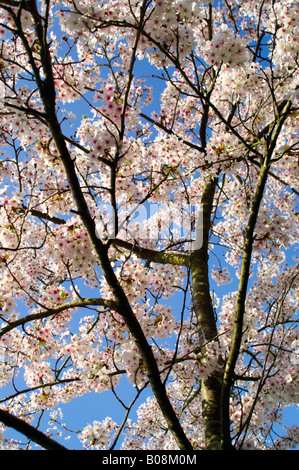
[{"left": 190, "top": 177, "right": 224, "bottom": 449}]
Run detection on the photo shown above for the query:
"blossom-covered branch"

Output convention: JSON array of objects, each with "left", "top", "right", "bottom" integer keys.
[{"left": 0, "top": 0, "right": 297, "bottom": 451}]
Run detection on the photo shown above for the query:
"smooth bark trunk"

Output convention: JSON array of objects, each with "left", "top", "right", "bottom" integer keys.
[{"left": 190, "top": 177, "right": 224, "bottom": 450}]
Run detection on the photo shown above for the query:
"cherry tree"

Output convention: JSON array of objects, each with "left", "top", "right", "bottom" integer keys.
[{"left": 0, "top": 0, "right": 298, "bottom": 450}]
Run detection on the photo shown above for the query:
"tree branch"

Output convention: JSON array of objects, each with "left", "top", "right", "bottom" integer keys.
[
  {"left": 220, "top": 152, "right": 270, "bottom": 449},
  {"left": 111, "top": 238, "right": 190, "bottom": 267},
  {"left": 0, "top": 298, "right": 119, "bottom": 337},
  {"left": 8, "top": 1, "right": 193, "bottom": 450},
  {"left": 0, "top": 408, "right": 68, "bottom": 450}
]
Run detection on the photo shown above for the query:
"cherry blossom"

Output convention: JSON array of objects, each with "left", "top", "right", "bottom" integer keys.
[{"left": 0, "top": 0, "right": 297, "bottom": 451}]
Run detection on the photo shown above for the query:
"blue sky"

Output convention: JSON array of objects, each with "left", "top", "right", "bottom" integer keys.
[{"left": 0, "top": 1, "right": 298, "bottom": 450}]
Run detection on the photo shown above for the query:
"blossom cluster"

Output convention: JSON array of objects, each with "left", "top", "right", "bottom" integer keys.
[
  {"left": 203, "top": 24, "right": 249, "bottom": 67},
  {"left": 0, "top": 0, "right": 298, "bottom": 452}
]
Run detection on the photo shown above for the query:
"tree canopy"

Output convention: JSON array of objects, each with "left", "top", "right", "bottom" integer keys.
[{"left": 0, "top": 0, "right": 298, "bottom": 450}]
